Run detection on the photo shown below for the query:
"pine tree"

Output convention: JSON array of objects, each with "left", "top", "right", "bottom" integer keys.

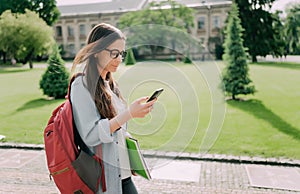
[
  {"left": 125, "top": 48, "right": 136, "bottom": 65},
  {"left": 40, "top": 44, "right": 70, "bottom": 99},
  {"left": 221, "top": 3, "right": 255, "bottom": 100},
  {"left": 183, "top": 50, "right": 192, "bottom": 64}
]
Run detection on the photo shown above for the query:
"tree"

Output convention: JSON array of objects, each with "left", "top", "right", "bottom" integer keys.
[
  {"left": 0, "top": 0, "right": 60, "bottom": 26},
  {"left": 40, "top": 44, "right": 70, "bottom": 99},
  {"left": 284, "top": 4, "right": 300, "bottom": 55},
  {"left": 0, "top": 10, "right": 54, "bottom": 67},
  {"left": 236, "top": 0, "right": 277, "bottom": 62},
  {"left": 119, "top": 0, "right": 194, "bottom": 31},
  {"left": 221, "top": 3, "right": 255, "bottom": 100},
  {"left": 183, "top": 50, "right": 192, "bottom": 64},
  {"left": 118, "top": 0, "right": 195, "bottom": 59},
  {"left": 125, "top": 48, "right": 136, "bottom": 65},
  {"left": 270, "top": 10, "right": 285, "bottom": 58}
]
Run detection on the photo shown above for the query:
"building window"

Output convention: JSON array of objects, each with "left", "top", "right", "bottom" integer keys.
[
  {"left": 91, "top": 24, "right": 97, "bottom": 29},
  {"left": 56, "top": 26, "right": 62, "bottom": 37},
  {"left": 79, "top": 24, "right": 86, "bottom": 36},
  {"left": 200, "top": 37, "right": 205, "bottom": 44},
  {"left": 67, "top": 44, "right": 75, "bottom": 55},
  {"left": 80, "top": 43, "right": 85, "bottom": 49},
  {"left": 197, "top": 17, "right": 205, "bottom": 30},
  {"left": 68, "top": 26, "right": 74, "bottom": 37},
  {"left": 212, "top": 16, "right": 221, "bottom": 29}
]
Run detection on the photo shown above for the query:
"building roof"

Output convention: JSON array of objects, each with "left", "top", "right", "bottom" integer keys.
[
  {"left": 58, "top": 0, "right": 232, "bottom": 16},
  {"left": 147, "top": 0, "right": 232, "bottom": 8},
  {"left": 58, "top": 0, "right": 148, "bottom": 16}
]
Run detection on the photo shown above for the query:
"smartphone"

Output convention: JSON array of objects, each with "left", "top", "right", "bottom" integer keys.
[{"left": 146, "top": 88, "right": 164, "bottom": 102}]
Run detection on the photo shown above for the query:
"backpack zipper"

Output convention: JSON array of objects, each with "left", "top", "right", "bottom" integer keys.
[{"left": 50, "top": 167, "right": 70, "bottom": 178}]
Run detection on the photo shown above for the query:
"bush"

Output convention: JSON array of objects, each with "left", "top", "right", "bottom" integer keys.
[
  {"left": 184, "top": 51, "right": 192, "bottom": 64},
  {"left": 125, "top": 48, "right": 136, "bottom": 65},
  {"left": 39, "top": 44, "right": 69, "bottom": 99},
  {"left": 221, "top": 3, "right": 255, "bottom": 100}
]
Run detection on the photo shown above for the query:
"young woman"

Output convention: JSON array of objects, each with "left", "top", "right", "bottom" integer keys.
[{"left": 70, "top": 23, "right": 156, "bottom": 193}]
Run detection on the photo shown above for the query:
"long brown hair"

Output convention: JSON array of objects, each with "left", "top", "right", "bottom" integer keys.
[{"left": 72, "top": 23, "right": 125, "bottom": 119}]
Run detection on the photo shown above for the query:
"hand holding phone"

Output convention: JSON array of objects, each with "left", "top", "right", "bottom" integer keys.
[
  {"left": 146, "top": 88, "right": 164, "bottom": 102},
  {"left": 128, "top": 89, "right": 163, "bottom": 118}
]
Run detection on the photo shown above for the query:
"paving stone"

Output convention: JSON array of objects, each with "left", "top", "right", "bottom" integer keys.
[
  {"left": 252, "top": 156, "right": 267, "bottom": 163},
  {"left": 0, "top": 148, "right": 299, "bottom": 193},
  {"left": 245, "top": 164, "right": 300, "bottom": 192},
  {"left": 164, "top": 151, "right": 179, "bottom": 158},
  {"left": 151, "top": 160, "right": 201, "bottom": 182},
  {"left": 188, "top": 153, "right": 201, "bottom": 159},
  {"left": 155, "top": 150, "right": 167, "bottom": 157},
  {"left": 0, "top": 149, "right": 42, "bottom": 168},
  {"left": 178, "top": 152, "right": 191, "bottom": 158},
  {"left": 142, "top": 149, "right": 156, "bottom": 156},
  {"left": 266, "top": 157, "right": 280, "bottom": 164}
]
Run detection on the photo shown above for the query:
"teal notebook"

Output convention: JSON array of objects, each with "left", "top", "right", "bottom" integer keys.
[{"left": 126, "top": 137, "right": 151, "bottom": 180}]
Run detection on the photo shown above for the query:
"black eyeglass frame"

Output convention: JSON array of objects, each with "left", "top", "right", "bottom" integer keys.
[{"left": 104, "top": 48, "right": 127, "bottom": 59}]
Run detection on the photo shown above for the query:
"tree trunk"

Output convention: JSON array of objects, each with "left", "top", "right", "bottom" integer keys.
[
  {"left": 252, "top": 55, "right": 257, "bottom": 63},
  {"left": 3, "top": 52, "right": 7, "bottom": 64},
  {"left": 232, "top": 94, "right": 236, "bottom": 100},
  {"left": 26, "top": 49, "right": 34, "bottom": 69},
  {"left": 29, "top": 60, "right": 33, "bottom": 69}
]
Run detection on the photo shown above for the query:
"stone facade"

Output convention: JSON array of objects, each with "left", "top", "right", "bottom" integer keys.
[{"left": 54, "top": 0, "right": 232, "bottom": 59}]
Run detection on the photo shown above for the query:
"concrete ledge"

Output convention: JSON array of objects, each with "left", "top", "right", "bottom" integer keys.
[
  {"left": 1, "top": 142, "right": 299, "bottom": 167},
  {"left": 0, "top": 142, "right": 44, "bottom": 150},
  {"left": 142, "top": 150, "right": 300, "bottom": 168}
]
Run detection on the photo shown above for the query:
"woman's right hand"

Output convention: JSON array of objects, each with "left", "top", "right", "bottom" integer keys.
[{"left": 128, "top": 97, "right": 157, "bottom": 118}]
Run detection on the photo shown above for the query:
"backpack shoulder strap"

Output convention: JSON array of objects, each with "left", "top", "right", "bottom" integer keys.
[
  {"left": 67, "top": 72, "right": 107, "bottom": 192},
  {"left": 66, "top": 73, "right": 84, "bottom": 100}
]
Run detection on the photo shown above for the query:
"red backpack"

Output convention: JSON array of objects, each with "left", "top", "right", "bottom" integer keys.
[{"left": 44, "top": 75, "right": 106, "bottom": 194}]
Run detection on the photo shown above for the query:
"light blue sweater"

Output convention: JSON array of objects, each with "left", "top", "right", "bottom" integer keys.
[{"left": 71, "top": 76, "right": 124, "bottom": 194}]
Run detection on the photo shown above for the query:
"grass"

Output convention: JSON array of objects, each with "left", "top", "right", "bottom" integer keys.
[
  {"left": 0, "top": 61, "right": 299, "bottom": 160},
  {"left": 0, "top": 67, "right": 64, "bottom": 144},
  {"left": 210, "top": 62, "right": 300, "bottom": 159}
]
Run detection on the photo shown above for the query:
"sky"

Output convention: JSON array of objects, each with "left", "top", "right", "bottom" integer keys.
[
  {"left": 56, "top": 0, "right": 300, "bottom": 11},
  {"left": 56, "top": 0, "right": 110, "bottom": 6},
  {"left": 271, "top": 0, "right": 300, "bottom": 11}
]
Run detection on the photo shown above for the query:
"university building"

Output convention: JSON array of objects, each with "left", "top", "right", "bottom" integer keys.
[{"left": 54, "top": 0, "right": 232, "bottom": 60}]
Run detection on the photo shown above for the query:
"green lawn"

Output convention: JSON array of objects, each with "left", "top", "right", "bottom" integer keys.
[
  {"left": 0, "top": 61, "right": 299, "bottom": 160},
  {"left": 0, "top": 67, "right": 64, "bottom": 144},
  {"left": 212, "top": 62, "right": 300, "bottom": 159}
]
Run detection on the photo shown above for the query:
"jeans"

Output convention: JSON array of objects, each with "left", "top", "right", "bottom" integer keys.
[{"left": 122, "top": 177, "right": 138, "bottom": 194}]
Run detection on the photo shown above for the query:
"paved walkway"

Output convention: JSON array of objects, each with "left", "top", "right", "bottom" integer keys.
[
  {"left": 2, "top": 55, "right": 299, "bottom": 70},
  {"left": 0, "top": 148, "right": 299, "bottom": 194}
]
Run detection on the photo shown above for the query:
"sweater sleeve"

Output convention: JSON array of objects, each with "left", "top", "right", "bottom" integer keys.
[{"left": 70, "top": 77, "right": 114, "bottom": 146}]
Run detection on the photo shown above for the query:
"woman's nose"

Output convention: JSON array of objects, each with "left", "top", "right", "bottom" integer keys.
[{"left": 116, "top": 54, "right": 123, "bottom": 62}]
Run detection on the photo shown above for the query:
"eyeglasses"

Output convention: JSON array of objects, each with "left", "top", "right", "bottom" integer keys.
[{"left": 104, "top": 48, "right": 127, "bottom": 59}]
